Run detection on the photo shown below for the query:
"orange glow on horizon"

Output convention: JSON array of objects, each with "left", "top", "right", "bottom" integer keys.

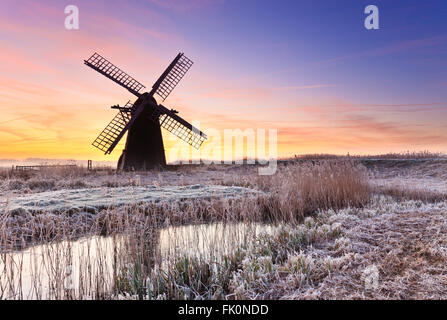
[{"left": 1, "top": 0, "right": 446, "bottom": 162}]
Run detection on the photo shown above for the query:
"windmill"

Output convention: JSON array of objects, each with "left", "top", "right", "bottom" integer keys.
[{"left": 84, "top": 52, "right": 207, "bottom": 171}]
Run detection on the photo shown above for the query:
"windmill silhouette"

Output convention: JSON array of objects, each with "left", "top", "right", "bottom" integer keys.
[{"left": 84, "top": 52, "right": 207, "bottom": 171}]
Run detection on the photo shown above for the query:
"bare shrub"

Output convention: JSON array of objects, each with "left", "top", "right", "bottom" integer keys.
[
  {"left": 103, "top": 180, "right": 119, "bottom": 188},
  {"left": 9, "top": 170, "right": 33, "bottom": 180},
  {"left": 0, "top": 169, "right": 9, "bottom": 180},
  {"left": 27, "top": 178, "right": 56, "bottom": 191},
  {"left": 67, "top": 179, "right": 87, "bottom": 189},
  {"left": 56, "top": 179, "right": 88, "bottom": 189},
  {"left": 7, "top": 179, "right": 25, "bottom": 190}
]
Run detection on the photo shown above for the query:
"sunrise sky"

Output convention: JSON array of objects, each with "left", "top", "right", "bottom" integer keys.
[{"left": 0, "top": 0, "right": 446, "bottom": 163}]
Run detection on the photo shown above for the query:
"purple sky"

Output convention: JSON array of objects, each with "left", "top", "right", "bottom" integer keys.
[{"left": 0, "top": 0, "right": 446, "bottom": 161}]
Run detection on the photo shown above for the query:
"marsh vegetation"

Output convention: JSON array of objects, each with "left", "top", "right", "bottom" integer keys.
[{"left": 1, "top": 156, "right": 447, "bottom": 299}]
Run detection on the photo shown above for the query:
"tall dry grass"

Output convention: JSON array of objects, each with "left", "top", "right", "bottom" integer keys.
[
  {"left": 225, "top": 161, "right": 371, "bottom": 222},
  {"left": 2, "top": 161, "right": 372, "bottom": 251},
  {"left": 0, "top": 161, "right": 372, "bottom": 299},
  {"left": 287, "top": 150, "right": 446, "bottom": 160}
]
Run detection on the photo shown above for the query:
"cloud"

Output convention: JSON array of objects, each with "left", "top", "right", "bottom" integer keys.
[
  {"left": 314, "top": 35, "right": 447, "bottom": 65},
  {"left": 274, "top": 84, "right": 337, "bottom": 90},
  {"left": 0, "top": 115, "right": 35, "bottom": 125},
  {"left": 275, "top": 117, "right": 447, "bottom": 154},
  {"left": 148, "top": 0, "right": 224, "bottom": 11},
  {"left": 0, "top": 44, "right": 56, "bottom": 74},
  {"left": 0, "top": 77, "right": 61, "bottom": 99},
  {"left": 85, "top": 14, "right": 180, "bottom": 43}
]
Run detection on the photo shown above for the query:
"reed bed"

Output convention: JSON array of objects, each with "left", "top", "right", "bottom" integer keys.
[
  {"left": 0, "top": 161, "right": 372, "bottom": 299},
  {"left": 225, "top": 161, "right": 371, "bottom": 221},
  {"left": 287, "top": 150, "right": 446, "bottom": 160}
]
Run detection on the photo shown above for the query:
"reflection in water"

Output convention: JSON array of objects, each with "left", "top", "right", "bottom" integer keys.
[{"left": 0, "top": 222, "right": 269, "bottom": 299}]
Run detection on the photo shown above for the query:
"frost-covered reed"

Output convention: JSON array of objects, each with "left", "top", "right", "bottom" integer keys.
[{"left": 0, "top": 161, "right": 372, "bottom": 299}]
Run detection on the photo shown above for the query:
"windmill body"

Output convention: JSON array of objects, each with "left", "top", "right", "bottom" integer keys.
[
  {"left": 118, "top": 94, "right": 165, "bottom": 170},
  {"left": 84, "top": 52, "right": 207, "bottom": 171}
]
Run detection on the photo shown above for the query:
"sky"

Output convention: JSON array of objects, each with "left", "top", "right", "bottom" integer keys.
[{"left": 0, "top": 0, "right": 446, "bottom": 163}]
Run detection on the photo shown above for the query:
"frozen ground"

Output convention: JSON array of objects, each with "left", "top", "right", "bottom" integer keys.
[
  {"left": 2, "top": 184, "right": 262, "bottom": 214},
  {"left": 366, "top": 159, "right": 447, "bottom": 193},
  {"left": 2, "top": 160, "right": 447, "bottom": 299},
  {"left": 286, "top": 197, "right": 447, "bottom": 299},
  {"left": 0, "top": 165, "right": 258, "bottom": 195}
]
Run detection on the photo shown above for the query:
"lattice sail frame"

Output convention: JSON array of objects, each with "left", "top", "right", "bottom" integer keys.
[
  {"left": 150, "top": 108, "right": 206, "bottom": 149},
  {"left": 155, "top": 54, "right": 193, "bottom": 101},
  {"left": 92, "top": 110, "right": 132, "bottom": 154},
  {"left": 87, "top": 51, "right": 207, "bottom": 154},
  {"left": 84, "top": 53, "right": 145, "bottom": 96}
]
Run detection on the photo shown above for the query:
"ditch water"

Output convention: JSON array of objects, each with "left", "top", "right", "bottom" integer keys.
[{"left": 0, "top": 222, "right": 271, "bottom": 299}]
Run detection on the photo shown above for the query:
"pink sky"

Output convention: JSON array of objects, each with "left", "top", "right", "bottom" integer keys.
[{"left": 1, "top": 0, "right": 446, "bottom": 163}]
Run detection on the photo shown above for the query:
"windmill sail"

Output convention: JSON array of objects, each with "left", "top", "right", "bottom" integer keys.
[
  {"left": 85, "top": 50, "right": 207, "bottom": 170},
  {"left": 92, "top": 110, "right": 133, "bottom": 154},
  {"left": 151, "top": 104, "right": 207, "bottom": 149},
  {"left": 84, "top": 53, "right": 145, "bottom": 97},
  {"left": 150, "top": 53, "right": 193, "bottom": 101}
]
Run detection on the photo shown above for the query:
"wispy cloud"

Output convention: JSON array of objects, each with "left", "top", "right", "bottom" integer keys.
[
  {"left": 148, "top": 0, "right": 224, "bottom": 11},
  {"left": 314, "top": 35, "right": 447, "bottom": 65},
  {"left": 0, "top": 115, "right": 35, "bottom": 125},
  {"left": 0, "top": 0, "right": 446, "bottom": 159},
  {"left": 274, "top": 84, "right": 337, "bottom": 90}
]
